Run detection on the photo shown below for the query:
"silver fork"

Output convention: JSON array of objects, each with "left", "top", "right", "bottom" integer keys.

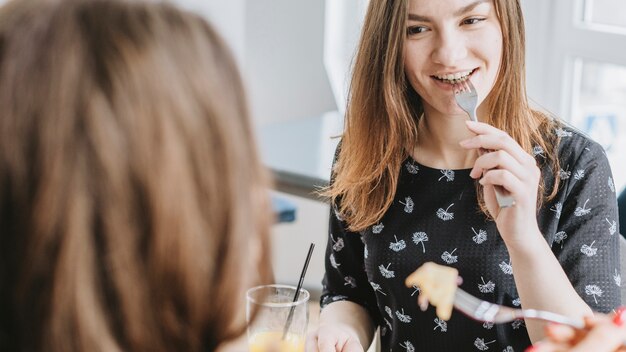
[
  {"left": 454, "top": 287, "right": 585, "bottom": 328},
  {"left": 453, "top": 80, "right": 516, "bottom": 208}
]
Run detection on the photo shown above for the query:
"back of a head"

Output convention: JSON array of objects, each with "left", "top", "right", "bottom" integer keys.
[{"left": 0, "top": 0, "right": 272, "bottom": 350}]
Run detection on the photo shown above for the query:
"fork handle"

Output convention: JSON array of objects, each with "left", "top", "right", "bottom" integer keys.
[
  {"left": 476, "top": 148, "right": 516, "bottom": 208},
  {"left": 494, "top": 186, "right": 516, "bottom": 208}
]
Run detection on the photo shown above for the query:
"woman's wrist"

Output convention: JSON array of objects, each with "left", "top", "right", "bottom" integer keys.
[{"left": 502, "top": 225, "right": 546, "bottom": 257}]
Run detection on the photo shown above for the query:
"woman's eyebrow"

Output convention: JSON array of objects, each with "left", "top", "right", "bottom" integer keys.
[{"left": 408, "top": 0, "right": 490, "bottom": 22}]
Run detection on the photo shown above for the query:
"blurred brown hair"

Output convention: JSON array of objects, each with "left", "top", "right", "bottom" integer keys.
[{"left": 0, "top": 0, "right": 272, "bottom": 351}]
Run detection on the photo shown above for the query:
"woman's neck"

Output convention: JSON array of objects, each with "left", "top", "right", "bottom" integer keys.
[{"left": 411, "top": 108, "right": 479, "bottom": 170}]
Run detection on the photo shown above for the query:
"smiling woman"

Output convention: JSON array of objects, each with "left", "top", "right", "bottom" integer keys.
[{"left": 309, "top": 0, "right": 620, "bottom": 351}]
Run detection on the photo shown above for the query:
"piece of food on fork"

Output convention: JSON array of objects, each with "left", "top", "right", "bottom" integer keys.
[{"left": 405, "top": 262, "right": 459, "bottom": 321}]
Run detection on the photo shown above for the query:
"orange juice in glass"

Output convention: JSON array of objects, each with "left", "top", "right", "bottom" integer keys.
[{"left": 246, "top": 285, "right": 309, "bottom": 352}]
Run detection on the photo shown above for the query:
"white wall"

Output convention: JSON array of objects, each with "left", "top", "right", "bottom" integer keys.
[
  {"left": 172, "top": 0, "right": 246, "bottom": 66},
  {"left": 245, "top": 0, "right": 336, "bottom": 125},
  {"left": 521, "top": 1, "right": 556, "bottom": 113},
  {"left": 173, "top": 0, "right": 336, "bottom": 125}
]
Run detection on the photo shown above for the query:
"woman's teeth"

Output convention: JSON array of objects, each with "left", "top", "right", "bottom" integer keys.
[{"left": 434, "top": 69, "right": 473, "bottom": 84}]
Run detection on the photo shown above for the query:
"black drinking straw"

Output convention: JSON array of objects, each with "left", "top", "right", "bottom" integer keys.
[{"left": 282, "top": 242, "right": 315, "bottom": 340}]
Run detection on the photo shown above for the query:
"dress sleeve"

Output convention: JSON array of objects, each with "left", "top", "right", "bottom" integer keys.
[
  {"left": 552, "top": 139, "right": 621, "bottom": 312},
  {"left": 319, "top": 201, "right": 381, "bottom": 321}
]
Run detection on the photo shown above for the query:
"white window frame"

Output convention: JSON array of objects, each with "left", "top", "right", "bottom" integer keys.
[{"left": 539, "top": 0, "right": 626, "bottom": 120}]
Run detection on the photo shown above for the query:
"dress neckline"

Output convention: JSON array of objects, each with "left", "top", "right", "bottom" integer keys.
[{"left": 405, "top": 154, "right": 472, "bottom": 173}]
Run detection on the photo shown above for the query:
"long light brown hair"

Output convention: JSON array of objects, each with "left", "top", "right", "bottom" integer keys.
[
  {"left": 0, "top": 0, "right": 272, "bottom": 351},
  {"left": 326, "top": 0, "right": 560, "bottom": 232}
]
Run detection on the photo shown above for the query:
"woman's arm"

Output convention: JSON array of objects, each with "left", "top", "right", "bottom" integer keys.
[
  {"left": 461, "top": 121, "right": 620, "bottom": 342},
  {"left": 507, "top": 229, "right": 592, "bottom": 343}
]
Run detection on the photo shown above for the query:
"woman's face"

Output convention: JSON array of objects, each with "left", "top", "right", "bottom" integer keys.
[{"left": 404, "top": 0, "right": 503, "bottom": 117}]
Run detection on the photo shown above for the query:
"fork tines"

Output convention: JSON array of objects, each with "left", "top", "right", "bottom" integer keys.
[{"left": 453, "top": 81, "right": 471, "bottom": 95}]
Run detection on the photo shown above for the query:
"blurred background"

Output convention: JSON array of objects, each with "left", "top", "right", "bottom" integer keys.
[{"left": 3, "top": 0, "right": 624, "bottom": 296}]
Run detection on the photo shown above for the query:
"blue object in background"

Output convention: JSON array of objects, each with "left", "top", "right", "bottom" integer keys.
[
  {"left": 271, "top": 194, "right": 297, "bottom": 223},
  {"left": 583, "top": 113, "right": 617, "bottom": 151}
]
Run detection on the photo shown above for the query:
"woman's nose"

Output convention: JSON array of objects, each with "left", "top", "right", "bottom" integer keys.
[{"left": 431, "top": 31, "right": 468, "bottom": 66}]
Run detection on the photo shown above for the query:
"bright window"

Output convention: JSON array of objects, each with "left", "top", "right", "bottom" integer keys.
[
  {"left": 541, "top": 0, "right": 626, "bottom": 193},
  {"left": 583, "top": 0, "right": 626, "bottom": 29}
]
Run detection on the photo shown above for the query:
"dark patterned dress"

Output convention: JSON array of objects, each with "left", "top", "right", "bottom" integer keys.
[{"left": 321, "top": 127, "right": 620, "bottom": 352}]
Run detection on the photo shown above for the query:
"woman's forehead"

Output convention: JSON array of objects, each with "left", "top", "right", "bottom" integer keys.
[{"left": 407, "top": 0, "right": 493, "bottom": 18}]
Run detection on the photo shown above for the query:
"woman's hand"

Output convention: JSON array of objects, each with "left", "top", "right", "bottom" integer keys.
[
  {"left": 530, "top": 310, "right": 626, "bottom": 352},
  {"left": 459, "top": 120, "right": 542, "bottom": 248},
  {"left": 306, "top": 324, "right": 365, "bottom": 352}
]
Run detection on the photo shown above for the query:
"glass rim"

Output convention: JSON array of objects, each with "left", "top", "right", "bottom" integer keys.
[{"left": 246, "top": 284, "right": 310, "bottom": 308}]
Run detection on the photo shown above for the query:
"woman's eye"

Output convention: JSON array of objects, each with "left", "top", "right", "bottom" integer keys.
[
  {"left": 407, "top": 26, "right": 427, "bottom": 36},
  {"left": 463, "top": 17, "right": 486, "bottom": 25}
]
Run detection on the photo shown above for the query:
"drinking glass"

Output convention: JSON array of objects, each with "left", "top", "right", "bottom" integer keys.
[{"left": 246, "top": 284, "right": 309, "bottom": 352}]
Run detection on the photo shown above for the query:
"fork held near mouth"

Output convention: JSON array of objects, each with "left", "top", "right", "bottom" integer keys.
[{"left": 453, "top": 80, "right": 516, "bottom": 208}]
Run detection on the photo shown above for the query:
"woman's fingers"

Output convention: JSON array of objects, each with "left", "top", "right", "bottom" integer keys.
[
  {"left": 545, "top": 323, "right": 577, "bottom": 343},
  {"left": 469, "top": 149, "right": 535, "bottom": 182},
  {"left": 568, "top": 323, "right": 626, "bottom": 352},
  {"left": 306, "top": 331, "right": 320, "bottom": 352},
  {"left": 461, "top": 120, "right": 536, "bottom": 166}
]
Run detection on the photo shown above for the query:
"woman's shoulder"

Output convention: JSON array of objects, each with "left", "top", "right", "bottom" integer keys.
[{"left": 551, "top": 122, "right": 607, "bottom": 166}]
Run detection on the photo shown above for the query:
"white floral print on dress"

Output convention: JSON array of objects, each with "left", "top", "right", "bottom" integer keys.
[
  {"left": 554, "top": 231, "right": 568, "bottom": 249},
  {"left": 372, "top": 222, "right": 384, "bottom": 234},
  {"left": 412, "top": 232, "right": 429, "bottom": 253},
  {"left": 379, "top": 263, "right": 395, "bottom": 278},
  {"left": 400, "top": 197, "right": 414, "bottom": 213},
  {"left": 331, "top": 234, "right": 344, "bottom": 252},
  {"left": 472, "top": 227, "right": 487, "bottom": 244},
  {"left": 482, "top": 322, "right": 494, "bottom": 329},
  {"left": 580, "top": 241, "right": 598, "bottom": 257},
  {"left": 437, "top": 203, "right": 455, "bottom": 221},
  {"left": 439, "top": 169, "right": 455, "bottom": 182},
  {"left": 333, "top": 204, "right": 344, "bottom": 221},
  {"left": 370, "top": 281, "right": 387, "bottom": 296},
  {"left": 395, "top": 309, "right": 412, "bottom": 323},
  {"left": 389, "top": 235, "right": 406, "bottom": 252},
  {"left": 609, "top": 177, "right": 616, "bottom": 193},
  {"left": 558, "top": 165, "right": 571, "bottom": 180},
  {"left": 574, "top": 199, "right": 591, "bottom": 217},
  {"left": 512, "top": 297, "right": 521, "bottom": 307},
  {"left": 441, "top": 249, "right": 458, "bottom": 264},
  {"left": 614, "top": 269, "right": 621, "bottom": 287},
  {"left": 411, "top": 285, "right": 420, "bottom": 296},
  {"left": 434, "top": 318, "right": 448, "bottom": 332},
  {"left": 344, "top": 276, "right": 356, "bottom": 288},
  {"left": 478, "top": 277, "right": 495, "bottom": 293},
  {"left": 532, "top": 145, "right": 545, "bottom": 158},
  {"left": 330, "top": 253, "right": 341, "bottom": 268},
  {"left": 400, "top": 340, "right": 416, "bottom": 352},
  {"left": 606, "top": 218, "right": 617, "bottom": 235},
  {"left": 474, "top": 337, "right": 496, "bottom": 351},
  {"left": 585, "top": 284, "right": 603, "bottom": 304},
  {"left": 499, "top": 260, "right": 513, "bottom": 275},
  {"left": 384, "top": 306, "right": 393, "bottom": 318},
  {"left": 574, "top": 169, "right": 585, "bottom": 180},
  {"left": 550, "top": 203, "right": 562, "bottom": 219},
  {"left": 406, "top": 161, "right": 419, "bottom": 174}
]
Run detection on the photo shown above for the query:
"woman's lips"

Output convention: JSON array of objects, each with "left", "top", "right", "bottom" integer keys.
[{"left": 430, "top": 69, "right": 478, "bottom": 91}]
